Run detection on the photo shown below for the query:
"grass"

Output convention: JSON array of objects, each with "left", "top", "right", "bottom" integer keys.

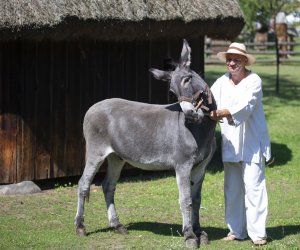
[{"left": 1, "top": 43, "right": 300, "bottom": 249}]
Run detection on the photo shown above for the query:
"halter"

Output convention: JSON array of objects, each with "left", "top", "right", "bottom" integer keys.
[{"left": 177, "top": 84, "right": 213, "bottom": 112}]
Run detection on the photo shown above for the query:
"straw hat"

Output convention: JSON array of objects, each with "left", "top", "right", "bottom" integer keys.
[{"left": 217, "top": 42, "right": 255, "bottom": 66}]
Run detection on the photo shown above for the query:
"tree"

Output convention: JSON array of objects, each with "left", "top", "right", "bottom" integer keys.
[
  {"left": 237, "top": 0, "right": 300, "bottom": 33},
  {"left": 238, "top": 0, "right": 300, "bottom": 94}
]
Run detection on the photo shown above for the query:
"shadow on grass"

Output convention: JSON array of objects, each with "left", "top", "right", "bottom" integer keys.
[
  {"left": 87, "top": 222, "right": 227, "bottom": 240},
  {"left": 127, "top": 222, "right": 182, "bottom": 237},
  {"left": 268, "top": 142, "right": 292, "bottom": 167},
  {"left": 267, "top": 225, "right": 300, "bottom": 241},
  {"left": 206, "top": 135, "right": 292, "bottom": 173},
  {"left": 87, "top": 222, "right": 300, "bottom": 241}
]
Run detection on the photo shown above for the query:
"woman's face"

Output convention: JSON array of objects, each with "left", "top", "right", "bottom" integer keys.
[{"left": 225, "top": 54, "right": 248, "bottom": 75}]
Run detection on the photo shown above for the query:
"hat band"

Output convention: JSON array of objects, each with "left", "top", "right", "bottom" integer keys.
[{"left": 227, "top": 46, "right": 247, "bottom": 54}]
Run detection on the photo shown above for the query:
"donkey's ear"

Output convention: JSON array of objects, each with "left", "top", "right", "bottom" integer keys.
[
  {"left": 180, "top": 39, "right": 191, "bottom": 67},
  {"left": 149, "top": 68, "right": 171, "bottom": 82}
]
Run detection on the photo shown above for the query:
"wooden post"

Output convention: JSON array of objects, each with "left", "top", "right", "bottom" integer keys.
[{"left": 275, "top": 35, "right": 280, "bottom": 95}]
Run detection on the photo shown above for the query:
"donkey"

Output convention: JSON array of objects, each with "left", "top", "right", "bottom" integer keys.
[{"left": 74, "top": 39, "right": 217, "bottom": 248}]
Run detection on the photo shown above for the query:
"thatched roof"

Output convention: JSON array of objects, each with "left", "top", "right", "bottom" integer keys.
[{"left": 0, "top": 0, "right": 245, "bottom": 41}]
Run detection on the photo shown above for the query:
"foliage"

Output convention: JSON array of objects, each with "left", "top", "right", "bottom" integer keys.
[{"left": 237, "top": 0, "right": 300, "bottom": 33}]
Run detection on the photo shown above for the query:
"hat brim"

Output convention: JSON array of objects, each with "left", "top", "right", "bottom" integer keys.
[{"left": 217, "top": 51, "right": 255, "bottom": 66}]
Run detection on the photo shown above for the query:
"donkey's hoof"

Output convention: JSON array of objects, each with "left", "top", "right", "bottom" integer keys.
[
  {"left": 76, "top": 227, "right": 87, "bottom": 236},
  {"left": 185, "top": 238, "right": 198, "bottom": 248},
  {"left": 115, "top": 224, "right": 128, "bottom": 235},
  {"left": 199, "top": 231, "right": 209, "bottom": 245}
]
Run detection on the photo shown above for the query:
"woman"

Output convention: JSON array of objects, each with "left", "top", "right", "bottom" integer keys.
[{"left": 209, "top": 42, "right": 271, "bottom": 246}]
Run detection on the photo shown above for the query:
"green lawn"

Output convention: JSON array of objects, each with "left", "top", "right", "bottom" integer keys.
[{"left": 1, "top": 53, "right": 300, "bottom": 249}]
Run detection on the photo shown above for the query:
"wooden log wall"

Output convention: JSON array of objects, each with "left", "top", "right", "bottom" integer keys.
[{"left": 0, "top": 38, "right": 204, "bottom": 183}]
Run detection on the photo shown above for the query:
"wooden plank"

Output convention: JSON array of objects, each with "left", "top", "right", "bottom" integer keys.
[
  {"left": 0, "top": 41, "right": 19, "bottom": 183},
  {"left": 0, "top": 113, "right": 17, "bottom": 183},
  {"left": 49, "top": 41, "right": 55, "bottom": 178},
  {"left": 34, "top": 41, "right": 51, "bottom": 180},
  {"left": 78, "top": 40, "right": 91, "bottom": 174},
  {"left": 190, "top": 37, "right": 204, "bottom": 78},
  {"left": 0, "top": 42, "right": 17, "bottom": 184},
  {"left": 90, "top": 40, "right": 108, "bottom": 103},
  {"left": 64, "top": 41, "right": 83, "bottom": 176},
  {"left": 89, "top": 40, "right": 101, "bottom": 104},
  {"left": 149, "top": 40, "right": 171, "bottom": 104},
  {"left": 123, "top": 41, "right": 137, "bottom": 101},
  {"left": 119, "top": 42, "right": 126, "bottom": 98},
  {"left": 51, "top": 41, "right": 67, "bottom": 178},
  {"left": 103, "top": 42, "right": 112, "bottom": 99},
  {"left": 14, "top": 41, "right": 35, "bottom": 182},
  {"left": 135, "top": 40, "right": 151, "bottom": 103},
  {"left": 109, "top": 43, "right": 123, "bottom": 98}
]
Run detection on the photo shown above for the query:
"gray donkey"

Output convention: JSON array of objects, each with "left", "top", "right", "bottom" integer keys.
[{"left": 75, "top": 40, "right": 217, "bottom": 248}]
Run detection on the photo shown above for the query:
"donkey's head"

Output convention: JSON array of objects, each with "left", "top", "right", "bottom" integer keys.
[{"left": 149, "top": 39, "right": 215, "bottom": 113}]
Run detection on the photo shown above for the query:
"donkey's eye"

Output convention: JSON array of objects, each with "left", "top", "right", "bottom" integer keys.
[
  {"left": 183, "top": 76, "right": 191, "bottom": 83},
  {"left": 180, "top": 76, "right": 191, "bottom": 88}
]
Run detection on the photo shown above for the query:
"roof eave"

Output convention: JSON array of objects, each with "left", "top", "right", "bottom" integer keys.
[{"left": 0, "top": 17, "right": 245, "bottom": 41}]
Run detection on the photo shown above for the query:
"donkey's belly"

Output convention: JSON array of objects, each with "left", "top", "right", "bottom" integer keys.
[{"left": 126, "top": 160, "right": 174, "bottom": 171}]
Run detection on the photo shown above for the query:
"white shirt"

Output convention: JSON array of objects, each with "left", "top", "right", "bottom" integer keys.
[{"left": 211, "top": 72, "right": 271, "bottom": 163}]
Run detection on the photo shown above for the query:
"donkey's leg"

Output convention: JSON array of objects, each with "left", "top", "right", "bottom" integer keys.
[
  {"left": 102, "top": 153, "right": 126, "bottom": 234},
  {"left": 190, "top": 164, "right": 207, "bottom": 244},
  {"left": 191, "top": 139, "right": 216, "bottom": 244},
  {"left": 175, "top": 168, "right": 198, "bottom": 248},
  {"left": 75, "top": 149, "right": 105, "bottom": 236}
]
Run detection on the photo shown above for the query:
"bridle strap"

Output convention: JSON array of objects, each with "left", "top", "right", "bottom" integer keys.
[
  {"left": 178, "top": 90, "right": 202, "bottom": 104},
  {"left": 178, "top": 83, "right": 213, "bottom": 112}
]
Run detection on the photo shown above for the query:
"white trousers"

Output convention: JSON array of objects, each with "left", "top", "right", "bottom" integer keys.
[{"left": 224, "top": 161, "right": 268, "bottom": 241}]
